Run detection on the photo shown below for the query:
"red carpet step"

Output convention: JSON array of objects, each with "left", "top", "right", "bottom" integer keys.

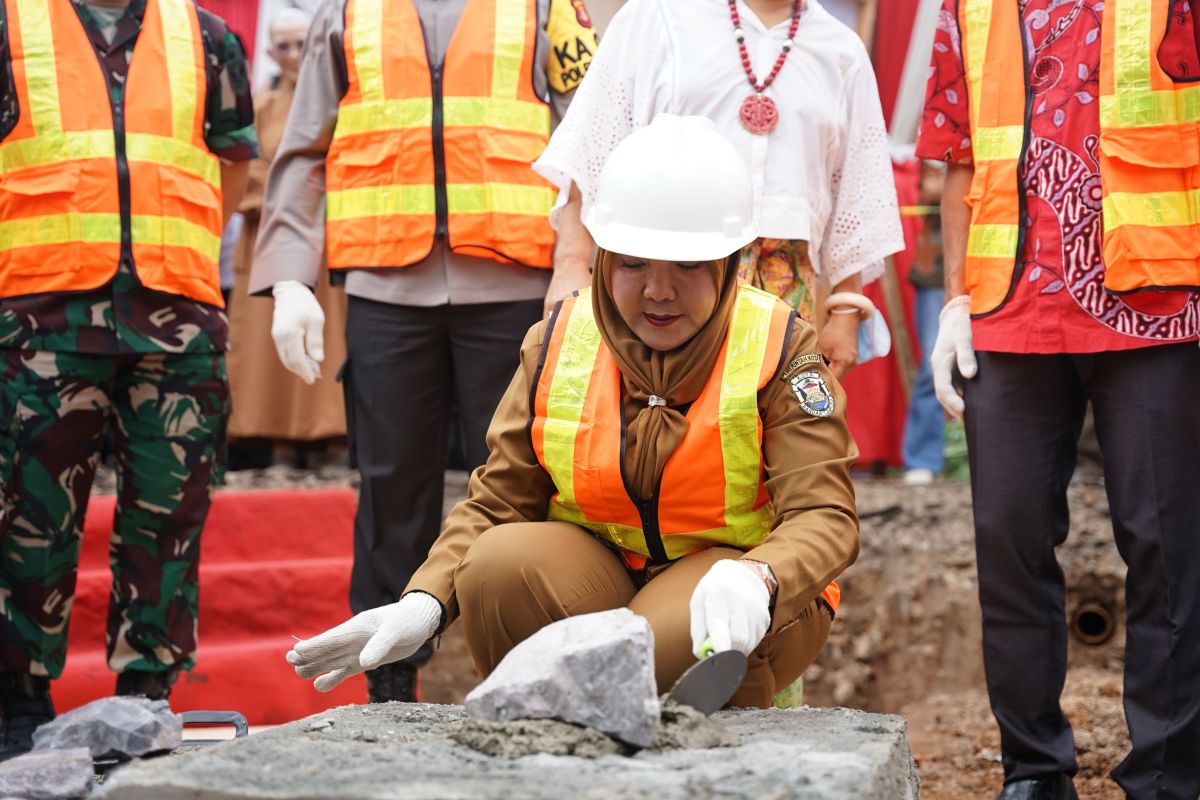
[{"left": 55, "top": 488, "right": 365, "bottom": 723}]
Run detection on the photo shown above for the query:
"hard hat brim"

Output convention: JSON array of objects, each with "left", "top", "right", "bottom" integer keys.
[{"left": 590, "top": 222, "right": 758, "bottom": 264}]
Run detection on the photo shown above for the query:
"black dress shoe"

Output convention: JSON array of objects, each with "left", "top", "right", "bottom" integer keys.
[
  {"left": 115, "top": 667, "right": 179, "bottom": 701},
  {"left": 997, "top": 773, "right": 1079, "bottom": 800},
  {"left": 365, "top": 661, "right": 421, "bottom": 703}
]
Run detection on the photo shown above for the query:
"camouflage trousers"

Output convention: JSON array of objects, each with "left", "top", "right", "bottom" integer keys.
[{"left": 0, "top": 349, "right": 227, "bottom": 679}]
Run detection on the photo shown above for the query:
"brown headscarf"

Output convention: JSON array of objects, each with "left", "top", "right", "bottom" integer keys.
[{"left": 592, "top": 249, "right": 743, "bottom": 500}]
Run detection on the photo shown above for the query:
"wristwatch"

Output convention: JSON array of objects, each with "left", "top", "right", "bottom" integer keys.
[{"left": 740, "top": 559, "right": 779, "bottom": 605}]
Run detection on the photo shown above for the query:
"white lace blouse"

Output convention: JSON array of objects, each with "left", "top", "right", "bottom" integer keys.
[{"left": 534, "top": 0, "right": 904, "bottom": 287}]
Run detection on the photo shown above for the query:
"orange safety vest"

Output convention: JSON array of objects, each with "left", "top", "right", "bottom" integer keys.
[
  {"left": 530, "top": 285, "right": 842, "bottom": 613},
  {"left": 959, "top": 0, "right": 1200, "bottom": 316},
  {"left": 327, "top": 0, "right": 556, "bottom": 271},
  {"left": 0, "top": 0, "right": 224, "bottom": 306}
]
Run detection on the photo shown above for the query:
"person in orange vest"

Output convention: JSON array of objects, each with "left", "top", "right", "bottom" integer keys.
[
  {"left": 0, "top": 0, "right": 254, "bottom": 761},
  {"left": 285, "top": 114, "right": 859, "bottom": 710},
  {"left": 918, "top": 2, "right": 1200, "bottom": 799},
  {"left": 250, "top": 0, "right": 600, "bottom": 703}
]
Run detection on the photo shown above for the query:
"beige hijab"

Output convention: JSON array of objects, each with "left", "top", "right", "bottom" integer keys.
[{"left": 591, "top": 249, "right": 742, "bottom": 500}]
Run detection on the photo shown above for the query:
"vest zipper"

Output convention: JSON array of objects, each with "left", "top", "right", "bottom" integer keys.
[
  {"left": 112, "top": 102, "right": 133, "bottom": 269},
  {"left": 430, "top": 64, "right": 449, "bottom": 239}
]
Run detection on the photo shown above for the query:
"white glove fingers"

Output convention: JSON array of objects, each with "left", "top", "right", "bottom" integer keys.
[
  {"left": 313, "top": 666, "right": 362, "bottom": 693},
  {"left": 955, "top": 340, "right": 979, "bottom": 379},
  {"left": 360, "top": 619, "right": 416, "bottom": 670},
  {"left": 703, "top": 598, "right": 733, "bottom": 655},
  {"left": 304, "top": 316, "right": 326, "bottom": 366},
  {"left": 294, "top": 654, "right": 356, "bottom": 680}
]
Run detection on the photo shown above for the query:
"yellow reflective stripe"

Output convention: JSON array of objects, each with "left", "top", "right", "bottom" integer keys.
[
  {"left": 327, "top": 182, "right": 553, "bottom": 220},
  {"left": 492, "top": 0, "right": 526, "bottom": 99},
  {"left": 125, "top": 134, "right": 221, "bottom": 184},
  {"left": 335, "top": 97, "right": 549, "bottom": 137},
  {"left": 1102, "top": 189, "right": 1200, "bottom": 230},
  {"left": 548, "top": 503, "right": 651, "bottom": 557},
  {"left": 447, "top": 182, "right": 553, "bottom": 215},
  {"left": 0, "top": 132, "right": 219, "bottom": 184},
  {"left": 961, "top": 0, "right": 993, "bottom": 133},
  {"left": 0, "top": 212, "right": 218, "bottom": 256},
  {"left": 0, "top": 131, "right": 113, "bottom": 171},
  {"left": 327, "top": 185, "right": 436, "bottom": 219},
  {"left": 1099, "top": 83, "right": 1200, "bottom": 127},
  {"left": 1114, "top": 0, "right": 1152, "bottom": 93},
  {"left": 158, "top": 0, "right": 199, "bottom": 142},
  {"left": 719, "top": 287, "right": 776, "bottom": 536},
  {"left": 129, "top": 215, "right": 220, "bottom": 259},
  {"left": 973, "top": 125, "right": 1024, "bottom": 162},
  {"left": 967, "top": 223, "right": 1020, "bottom": 259},
  {"left": 542, "top": 292, "right": 603, "bottom": 513},
  {"left": 0, "top": 212, "right": 120, "bottom": 249},
  {"left": 350, "top": 0, "right": 386, "bottom": 103},
  {"left": 15, "top": 0, "right": 62, "bottom": 136}
]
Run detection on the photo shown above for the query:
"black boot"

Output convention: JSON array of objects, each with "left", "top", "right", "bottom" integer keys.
[
  {"left": 997, "top": 774, "right": 1079, "bottom": 800},
  {"left": 365, "top": 661, "right": 421, "bottom": 703},
  {"left": 115, "top": 668, "right": 179, "bottom": 701},
  {"left": 0, "top": 673, "right": 55, "bottom": 762}
]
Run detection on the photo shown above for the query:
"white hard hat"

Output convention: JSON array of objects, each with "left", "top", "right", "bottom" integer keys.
[{"left": 584, "top": 114, "right": 757, "bottom": 262}]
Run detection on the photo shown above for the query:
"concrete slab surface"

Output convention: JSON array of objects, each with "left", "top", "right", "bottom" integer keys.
[{"left": 95, "top": 703, "right": 919, "bottom": 800}]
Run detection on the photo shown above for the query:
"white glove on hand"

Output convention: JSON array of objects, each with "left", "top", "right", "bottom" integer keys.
[
  {"left": 271, "top": 280, "right": 326, "bottom": 385},
  {"left": 286, "top": 592, "right": 442, "bottom": 692},
  {"left": 689, "top": 560, "right": 771, "bottom": 658},
  {"left": 930, "top": 294, "right": 978, "bottom": 420}
]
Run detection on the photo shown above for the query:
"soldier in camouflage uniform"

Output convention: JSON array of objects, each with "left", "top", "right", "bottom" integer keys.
[{"left": 0, "top": 0, "right": 255, "bottom": 759}]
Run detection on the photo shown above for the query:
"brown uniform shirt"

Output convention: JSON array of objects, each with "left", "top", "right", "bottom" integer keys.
[{"left": 407, "top": 317, "right": 860, "bottom": 636}]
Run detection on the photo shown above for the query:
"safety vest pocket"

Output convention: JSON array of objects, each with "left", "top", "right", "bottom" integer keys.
[
  {"left": 0, "top": 160, "right": 81, "bottom": 197},
  {"left": 1097, "top": 127, "right": 1200, "bottom": 293}
]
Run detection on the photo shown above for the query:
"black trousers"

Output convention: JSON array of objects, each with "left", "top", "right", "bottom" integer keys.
[
  {"left": 341, "top": 297, "right": 541, "bottom": 666},
  {"left": 964, "top": 344, "right": 1200, "bottom": 800}
]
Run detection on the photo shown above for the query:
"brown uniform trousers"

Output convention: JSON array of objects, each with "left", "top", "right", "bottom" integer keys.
[{"left": 455, "top": 522, "right": 833, "bottom": 707}]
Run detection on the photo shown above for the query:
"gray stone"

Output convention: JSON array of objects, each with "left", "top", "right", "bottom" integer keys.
[
  {"left": 94, "top": 702, "right": 920, "bottom": 800},
  {"left": 465, "top": 609, "right": 660, "bottom": 748},
  {"left": 0, "top": 747, "right": 93, "bottom": 799},
  {"left": 32, "top": 697, "right": 181, "bottom": 759}
]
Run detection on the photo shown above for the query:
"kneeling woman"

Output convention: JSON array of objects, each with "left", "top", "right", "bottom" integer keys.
[{"left": 287, "top": 115, "right": 859, "bottom": 707}]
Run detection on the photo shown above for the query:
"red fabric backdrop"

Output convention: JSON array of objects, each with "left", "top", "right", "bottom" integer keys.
[
  {"left": 197, "top": 0, "right": 259, "bottom": 65},
  {"left": 841, "top": 159, "right": 922, "bottom": 466},
  {"left": 871, "top": 0, "right": 922, "bottom": 127}
]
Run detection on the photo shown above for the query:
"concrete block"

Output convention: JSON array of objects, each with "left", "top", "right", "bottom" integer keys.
[
  {"left": 0, "top": 747, "right": 93, "bottom": 799},
  {"left": 465, "top": 609, "right": 660, "bottom": 748},
  {"left": 94, "top": 703, "right": 920, "bottom": 799}
]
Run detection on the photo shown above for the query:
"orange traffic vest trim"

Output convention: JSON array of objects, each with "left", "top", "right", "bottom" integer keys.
[
  {"left": 530, "top": 286, "right": 841, "bottom": 613},
  {"left": 328, "top": 0, "right": 556, "bottom": 271},
  {"left": 958, "top": 0, "right": 1200, "bottom": 316},
  {"left": 0, "top": 0, "right": 224, "bottom": 306}
]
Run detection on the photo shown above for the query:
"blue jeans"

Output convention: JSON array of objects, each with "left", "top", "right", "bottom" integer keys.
[{"left": 901, "top": 286, "right": 945, "bottom": 473}]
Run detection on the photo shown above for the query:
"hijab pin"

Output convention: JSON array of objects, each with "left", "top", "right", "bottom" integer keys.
[{"left": 648, "top": 395, "right": 667, "bottom": 408}]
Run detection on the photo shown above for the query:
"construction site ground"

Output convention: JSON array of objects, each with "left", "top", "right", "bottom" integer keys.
[{"left": 94, "top": 466, "right": 1129, "bottom": 799}]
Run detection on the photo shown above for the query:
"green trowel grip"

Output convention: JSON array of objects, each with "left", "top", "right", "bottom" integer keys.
[{"left": 700, "top": 638, "right": 715, "bottom": 659}]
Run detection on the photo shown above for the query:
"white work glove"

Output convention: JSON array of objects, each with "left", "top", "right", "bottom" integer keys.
[
  {"left": 271, "top": 280, "right": 325, "bottom": 385},
  {"left": 930, "top": 294, "right": 978, "bottom": 420},
  {"left": 689, "top": 560, "right": 771, "bottom": 658},
  {"left": 286, "top": 592, "right": 442, "bottom": 692}
]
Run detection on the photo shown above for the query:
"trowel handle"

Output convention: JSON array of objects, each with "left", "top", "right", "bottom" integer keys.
[{"left": 700, "top": 638, "right": 715, "bottom": 659}]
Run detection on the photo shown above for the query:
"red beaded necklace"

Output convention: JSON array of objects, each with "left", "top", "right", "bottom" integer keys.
[{"left": 730, "top": 0, "right": 803, "bottom": 135}]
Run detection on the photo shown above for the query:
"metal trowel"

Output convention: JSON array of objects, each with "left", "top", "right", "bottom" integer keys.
[{"left": 664, "top": 639, "right": 748, "bottom": 715}]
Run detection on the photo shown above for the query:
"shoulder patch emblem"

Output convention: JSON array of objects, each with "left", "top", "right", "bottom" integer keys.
[
  {"left": 789, "top": 371, "right": 835, "bottom": 418},
  {"left": 781, "top": 352, "right": 824, "bottom": 380}
]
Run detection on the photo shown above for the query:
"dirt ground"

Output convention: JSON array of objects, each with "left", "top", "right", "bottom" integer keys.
[{"left": 95, "top": 466, "right": 1131, "bottom": 799}]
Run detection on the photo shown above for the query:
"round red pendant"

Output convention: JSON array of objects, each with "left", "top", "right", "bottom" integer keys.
[{"left": 739, "top": 94, "right": 779, "bottom": 135}]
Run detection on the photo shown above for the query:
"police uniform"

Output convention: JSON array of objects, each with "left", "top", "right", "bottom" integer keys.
[{"left": 251, "top": 0, "right": 598, "bottom": 699}]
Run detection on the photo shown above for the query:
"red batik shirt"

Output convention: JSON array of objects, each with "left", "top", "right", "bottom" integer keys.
[{"left": 916, "top": 0, "right": 1200, "bottom": 353}]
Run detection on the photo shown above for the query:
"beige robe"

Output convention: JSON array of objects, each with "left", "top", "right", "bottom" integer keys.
[{"left": 226, "top": 82, "right": 349, "bottom": 441}]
